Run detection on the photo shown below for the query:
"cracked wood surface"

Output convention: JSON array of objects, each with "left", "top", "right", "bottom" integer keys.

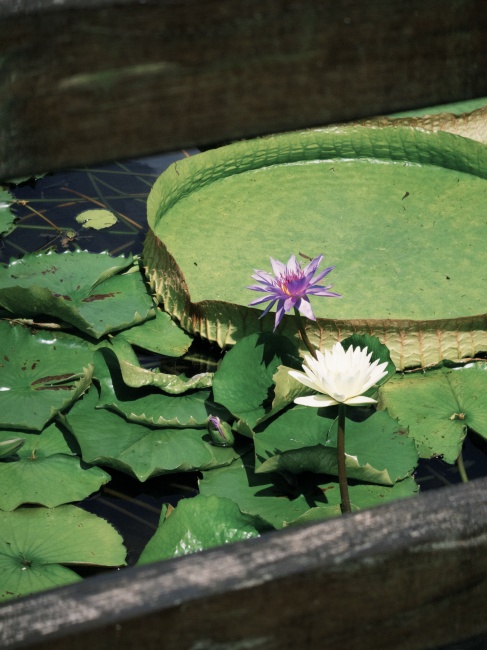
[
  {"left": 1, "top": 477, "right": 487, "bottom": 650},
  {"left": 1, "top": 0, "right": 487, "bottom": 179}
]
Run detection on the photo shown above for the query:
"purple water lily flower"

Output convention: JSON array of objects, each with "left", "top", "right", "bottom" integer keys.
[{"left": 247, "top": 254, "right": 341, "bottom": 330}]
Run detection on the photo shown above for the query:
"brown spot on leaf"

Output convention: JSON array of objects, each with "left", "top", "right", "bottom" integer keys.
[
  {"left": 52, "top": 293, "right": 72, "bottom": 301},
  {"left": 82, "top": 292, "right": 120, "bottom": 302},
  {"left": 32, "top": 373, "right": 76, "bottom": 390}
]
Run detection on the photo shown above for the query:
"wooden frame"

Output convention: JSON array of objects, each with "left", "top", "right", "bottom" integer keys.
[
  {"left": 1, "top": 0, "right": 487, "bottom": 179},
  {"left": 1, "top": 1, "right": 487, "bottom": 648},
  {"left": 2, "top": 477, "right": 487, "bottom": 650}
]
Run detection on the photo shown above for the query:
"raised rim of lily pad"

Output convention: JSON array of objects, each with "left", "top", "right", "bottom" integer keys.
[{"left": 143, "top": 125, "right": 487, "bottom": 370}]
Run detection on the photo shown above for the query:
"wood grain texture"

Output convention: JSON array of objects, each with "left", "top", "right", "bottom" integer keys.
[
  {"left": 1, "top": 0, "right": 487, "bottom": 179},
  {"left": 1, "top": 476, "right": 487, "bottom": 650}
]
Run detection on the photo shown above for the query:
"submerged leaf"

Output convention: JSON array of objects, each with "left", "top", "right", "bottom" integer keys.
[
  {"left": 137, "top": 494, "right": 265, "bottom": 565},
  {"left": 0, "top": 505, "right": 126, "bottom": 601}
]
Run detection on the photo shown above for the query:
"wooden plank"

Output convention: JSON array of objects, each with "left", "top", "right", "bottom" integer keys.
[
  {"left": 1, "top": 476, "right": 487, "bottom": 650},
  {"left": 1, "top": 0, "right": 487, "bottom": 178}
]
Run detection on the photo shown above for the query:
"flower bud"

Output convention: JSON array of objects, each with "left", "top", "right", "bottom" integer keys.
[{"left": 207, "top": 415, "right": 235, "bottom": 447}]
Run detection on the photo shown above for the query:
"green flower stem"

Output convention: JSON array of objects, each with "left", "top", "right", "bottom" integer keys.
[
  {"left": 337, "top": 403, "right": 352, "bottom": 514},
  {"left": 293, "top": 308, "right": 317, "bottom": 360},
  {"left": 456, "top": 451, "right": 469, "bottom": 483}
]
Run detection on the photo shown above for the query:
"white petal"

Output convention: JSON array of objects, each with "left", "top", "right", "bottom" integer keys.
[
  {"left": 343, "top": 395, "right": 378, "bottom": 406},
  {"left": 287, "top": 370, "right": 321, "bottom": 392},
  {"left": 294, "top": 395, "right": 338, "bottom": 408}
]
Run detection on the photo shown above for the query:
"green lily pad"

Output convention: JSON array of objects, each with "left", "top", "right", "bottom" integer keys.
[
  {"left": 64, "top": 387, "right": 240, "bottom": 481},
  {"left": 114, "top": 306, "right": 192, "bottom": 357},
  {"left": 0, "top": 505, "right": 126, "bottom": 602},
  {"left": 212, "top": 332, "right": 301, "bottom": 429},
  {"left": 95, "top": 348, "right": 213, "bottom": 427},
  {"left": 0, "top": 188, "right": 16, "bottom": 237},
  {"left": 0, "top": 251, "right": 155, "bottom": 338},
  {"left": 0, "top": 423, "right": 110, "bottom": 511},
  {"left": 0, "top": 320, "right": 93, "bottom": 431},
  {"left": 144, "top": 126, "right": 487, "bottom": 369},
  {"left": 255, "top": 407, "right": 418, "bottom": 485},
  {"left": 199, "top": 457, "right": 313, "bottom": 529},
  {"left": 110, "top": 352, "right": 213, "bottom": 395},
  {"left": 287, "top": 475, "right": 419, "bottom": 525},
  {"left": 137, "top": 494, "right": 265, "bottom": 565},
  {"left": 75, "top": 209, "right": 118, "bottom": 230},
  {"left": 378, "top": 362, "right": 487, "bottom": 462}
]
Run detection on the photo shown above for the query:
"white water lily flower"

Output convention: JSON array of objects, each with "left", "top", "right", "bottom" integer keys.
[{"left": 288, "top": 342, "right": 389, "bottom": 407}]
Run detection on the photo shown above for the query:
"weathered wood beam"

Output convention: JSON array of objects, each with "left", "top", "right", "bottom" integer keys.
[
  {"left": 1, "top": 476, "right": 487, "bottom": 650},
  {"left": 1, "top": 0, "right": 487, "bottom": 179}
]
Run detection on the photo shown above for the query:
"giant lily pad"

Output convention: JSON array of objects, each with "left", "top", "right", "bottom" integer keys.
[
  {"left": 378, "top": 362, "right": 487, "bottom": 463},
  {"left": 0, "top": 320, "right": 93, "bottom": 431},
  {"left": 0, "top": 250, "right": 155, "bottom": 338},
  {"left": 0, "top": 424, "right": 110, "bottom": 511},
  {"left": 0, "top": 505, "right": 126, "bottom": 601},
  {"left": 144, "top": 127, "right": 487, "bottom": 369}
]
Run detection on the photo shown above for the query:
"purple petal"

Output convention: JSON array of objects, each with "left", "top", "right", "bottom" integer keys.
[
  {"left": 274, "top": 301, "right": 286, "bottom": 329},
  {"left": 283, "top": 295, "right": 297, "bottom": 312},
  {"left": 270, "top": 257, "right": 286, "bottom": 277},
  {"left": 296, "top": 296, "right": 316, "bottom": 320},
  {"left": 309, "top": 265, "right": 335, "bottom": 285},
  {"left": 249, "top": 295, "right": 276, "bottom": 307},
  {"left": 303, "top": 254, "right": 323, "bottom": 279},
  {"left": 285, "top": 255, "right": 300, "bottom": 275}
]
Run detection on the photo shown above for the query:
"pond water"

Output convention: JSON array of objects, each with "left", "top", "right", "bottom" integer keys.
[{"left": 2, "top": 147, "right": 487, "bottom": 569}]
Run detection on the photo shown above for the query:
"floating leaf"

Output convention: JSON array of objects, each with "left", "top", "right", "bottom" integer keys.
[
  {"left": 199, "top": 457, "right": 312, "bottom": 529},
  {"left": 0, "top": 321, "right": 93, "bottom": 431},
  {"left": 212, "top": 332, "right": 301, "bottom": 429},
  {"left": 114, "top": 354, "right": 213, "bottom": 394},
  {"left": 0, "top": 424, "right": 110, "bottom": 511},
  {"left": 0, "top": 250, "right": 155, "bottom": 338},
  {"left": 255, "top": 407, "right": 418, "bottom": 486},
  {"left": 137, "top": 494, "right": 265, "bottom": 565},
  {"left": 95, "top": 348, "right": 213, "bottom": 427},
  {"left": 75, "top": 209, "right": 118, "bottom": 230},
  {"left": 286, "top": 475, "right": 419, "bottom": 525},
  {"left": 145, "top": 127, "right": 487, "bottom": 369},
  {"left": 114, "top": 306, "right": 192, "bottom": 357},
  {"left": 64, "top": 387, "right": 239, "bottom": 481},
  {"left": 378, "top": 362, "right": 487, "bottom": 462},
  {"left": 0, "top": 505, "right": 126, "bottom": 601}
]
